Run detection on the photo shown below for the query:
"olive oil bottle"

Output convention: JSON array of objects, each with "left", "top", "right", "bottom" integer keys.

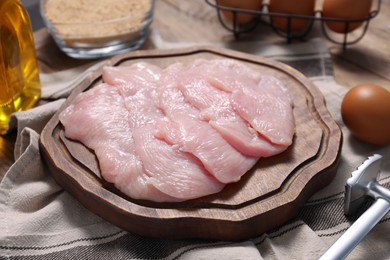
[{"left": 0, "top": 0, "right": 41, "bottom": 134}]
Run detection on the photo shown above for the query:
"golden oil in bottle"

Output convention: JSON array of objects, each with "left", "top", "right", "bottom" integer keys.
[{"left": 0, "top": 0, "right": 41, "bottom": 134}]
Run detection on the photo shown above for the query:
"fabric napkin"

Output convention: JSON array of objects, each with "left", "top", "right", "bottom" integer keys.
[{"left": 0, "top": 35, "right": 389, "bottom": 260}]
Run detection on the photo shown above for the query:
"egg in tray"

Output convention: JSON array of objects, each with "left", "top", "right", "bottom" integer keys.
[{"left": 206, "top": 0, "right": 380, "bottom": 49}]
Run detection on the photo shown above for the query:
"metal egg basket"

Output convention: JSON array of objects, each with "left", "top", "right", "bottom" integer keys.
[{"left": 205, "top": 0, "right": 381, "bottom": 50}]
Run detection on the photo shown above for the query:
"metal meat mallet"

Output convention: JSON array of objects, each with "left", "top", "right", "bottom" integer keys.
[{"left": 320, "top": 154, "right": 390, "bottom": 260}]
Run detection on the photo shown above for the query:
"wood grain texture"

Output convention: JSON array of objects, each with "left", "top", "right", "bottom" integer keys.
[{"left": 39, "top": 46, "right": 342, "bottom": 240}]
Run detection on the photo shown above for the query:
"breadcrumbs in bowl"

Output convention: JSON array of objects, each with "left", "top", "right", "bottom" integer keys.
[{"left": 40, "top": 0, "right": 156, "bottom": 59}]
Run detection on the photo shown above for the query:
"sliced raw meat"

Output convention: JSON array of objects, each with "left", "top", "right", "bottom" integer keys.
[
  {"left": 155, "top": 116, "right": 258, "bottom": 184},
  {"left": 230, "top": 75, "right": 295, "bottom": 146},
  {"left": 102, "top": 62, "right": 161, "bottom": 95},
  {"left": 61, "top": 66, "right": 225, "bottom": 201},
  {"left": 124, "top": 83, "right": 225, "bottom": 200},
  {"left": 60, "top": 59, "right": 296, "bottom": 203},
  {"left": 180, "top": 59, "right": 295, "bottom": 146},
  {"left": 133, "top": 126, "right": 224, "bottom": 200},
  {"left": 155, "top": 82, "right": 257, "bottom": 184},
  {"left": 59, "top": 83, "right": 176, "bottom": 202},
  {"left": 210, "top": 120, "right": 287, "bottom": 157},
  {"left": 188, "top": 59, "right": 262, "bottom": 93},
  {"left": 103, "top": 62, "right": 161, "bottom": 85},
  {"left": 177, "top": 66, "right": 287, "bottom": 157}
]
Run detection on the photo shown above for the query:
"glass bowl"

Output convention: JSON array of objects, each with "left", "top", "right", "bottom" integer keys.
[{"left": 40, "top": 0, "right": 156, "bottom": 59}]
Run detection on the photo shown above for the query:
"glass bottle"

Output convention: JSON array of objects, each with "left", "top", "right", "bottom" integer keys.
[{"left": 0, "top": 0, "right": 41, "bottom": 134}]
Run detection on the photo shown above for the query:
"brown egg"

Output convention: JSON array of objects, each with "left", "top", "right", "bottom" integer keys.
[
  {"left": 217, "top": 0, "right": 263, "bottom": 25},
  {"left": 322, "top": 0, "right": 373, "bottom": 33},
  {"left": 341, "top": 84, "right": 390, "bottom": 145},
  {"left": 268, "top": 0, "right": 315, "bottom": 32}
]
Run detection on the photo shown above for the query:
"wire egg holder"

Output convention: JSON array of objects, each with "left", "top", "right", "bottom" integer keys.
[{"left": 205, "top": 0, "right": 381, "bottom": 50}]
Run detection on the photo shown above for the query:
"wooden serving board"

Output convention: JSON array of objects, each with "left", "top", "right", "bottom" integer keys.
[{"left": 39, "top": 46, "right": 342, "bottom": 241}]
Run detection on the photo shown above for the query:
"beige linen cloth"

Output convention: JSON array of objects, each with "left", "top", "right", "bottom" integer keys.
[{"left": 1, "top": 35, "right": 389, "bottom": 259}]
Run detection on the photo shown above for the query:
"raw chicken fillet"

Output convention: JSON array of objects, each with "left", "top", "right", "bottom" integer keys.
[{"left": 59, "top": 59, "right": 295, "bottom": 202}]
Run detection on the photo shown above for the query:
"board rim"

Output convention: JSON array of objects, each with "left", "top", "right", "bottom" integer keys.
[{"left": 39, "top": 45, "right": 343, "bottom": 240}]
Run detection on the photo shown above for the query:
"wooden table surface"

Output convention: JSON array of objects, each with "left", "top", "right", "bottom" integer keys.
[{"left": 1, "top": 0, "right": 389, "bottom": 180}]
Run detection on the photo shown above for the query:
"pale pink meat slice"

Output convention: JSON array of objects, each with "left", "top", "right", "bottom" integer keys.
[
  {"left": 155, "top": 116, "right": 257, "bottom": 184},
  {"left": 102, "top": 62, "right": 161, "bottom": 93},
  {"left": 61, "top": 74, "right": 225, "bottom": 201},
  {"left": 177, "top": 67, "right": 287, "bottom": 157},
  {"left": 133, "top": 126, "right": 225, "bottom": 200},
  {"left": 155, "top": 67, "right": 257, "bottom": 183},
  {"left": 60, "top": 59, "right": 295, "bottom": 202},
  {"left": 59, "top": 83, "right": 176, "bottom": 202},
  {"left": 189, "top": 59, "right": 262, "bottom": 93},
  {"left": 183, "top": 59, "right": 295, "bottom": 146},
  {"left": 126, "top": 83, "right": 225, "bottom": 200},
  {"left": 230, "top": 76, "right": 295, "bottom": 146},
  {"left": 112, "top": 83, "right": 222, "bottom": 201}
]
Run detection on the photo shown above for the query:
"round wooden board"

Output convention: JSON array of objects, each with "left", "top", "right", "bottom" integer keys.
[{"left": 39, "top": 46, "right": 342, "bottom": 241}]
